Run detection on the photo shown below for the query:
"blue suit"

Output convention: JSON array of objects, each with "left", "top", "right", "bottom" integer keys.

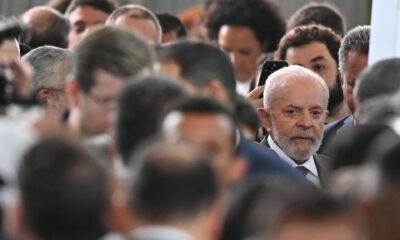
[{"left": 237, "top": 135, "right": 301, "bottom": 179}]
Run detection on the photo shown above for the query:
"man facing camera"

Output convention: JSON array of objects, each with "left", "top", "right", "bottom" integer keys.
[{"left": 258, "top": 65, "right": 330, "bottom": 187}]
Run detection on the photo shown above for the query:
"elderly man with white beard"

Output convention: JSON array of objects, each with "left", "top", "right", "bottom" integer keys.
[{"left": 258, "top": 65, "right": 331, "bottom": 188}]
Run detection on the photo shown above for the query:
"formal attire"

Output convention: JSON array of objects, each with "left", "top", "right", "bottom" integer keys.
[
  {"left": 260, "top": 136, "right": 330, "bottom": 188},
  {"left": 318, "top": 114, "right": 354, "bottom": 155},
  {"left": 131, "top": 226, "right": 195, "bottom": 240},
  {"left": 236, "top": 130, "right": 302, "bottom": 179}
]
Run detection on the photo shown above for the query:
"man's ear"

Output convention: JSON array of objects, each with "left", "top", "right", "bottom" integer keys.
[
  {"left": 66, "top": 77, "right": 81, "bottom": 107},
  {"left": 339, "top": 71, "right": 344, "bottom": 88},
  {"left": 257, "top": 108, "right": 272, "bottom": 133},
  {"left": 205, "top": 80, "right": 229, "bottom": 106},
  {"left": 36, "top": 89, "right": 50, "bottom": 106}
]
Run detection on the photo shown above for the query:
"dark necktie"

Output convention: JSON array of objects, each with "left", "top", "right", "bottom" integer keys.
[{"left": 296, "top": 166, "right": 309, "bottom": 177}]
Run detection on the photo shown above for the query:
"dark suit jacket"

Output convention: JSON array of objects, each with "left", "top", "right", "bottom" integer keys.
[
  {"left": 318, "top": 114, "right": 354, "bottom": 155},
  {"left": 236, "top": 133, "right": 301, "bottom": 180},
  {"left": 260, "top": 137, "right": 331, "bottom": 187}
]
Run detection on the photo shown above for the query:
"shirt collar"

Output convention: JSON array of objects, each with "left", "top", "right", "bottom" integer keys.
[{"left": 267, "top": 135, "right": 318, "bottom": 177}]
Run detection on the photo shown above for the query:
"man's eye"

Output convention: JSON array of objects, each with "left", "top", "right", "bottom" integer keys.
[
  {"left": 311, "top": 111, "right": 322, "bottom": 118},
  {"left": 347, "top": 79, "right": 356, "bottom": 87},
  {"left": 313, "top": 65, "right": 325, "bottom": 72},
  {"left": 285, "top": 109, "right": 296, "bottom": 116},
  {"left": 74, "top": 26, "right": 85, "bottom": 34},
  {"left": 239, "top": 49, "right": 252, "bottom": 56}
]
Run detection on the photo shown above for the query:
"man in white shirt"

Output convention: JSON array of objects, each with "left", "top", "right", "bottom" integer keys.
[{"left": 258, "top": 65, "right": 330, "bottom": 187}]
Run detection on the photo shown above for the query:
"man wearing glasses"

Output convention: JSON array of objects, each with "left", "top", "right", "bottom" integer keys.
[{"left": 66, "top": 26, "right": 152, "bottom": 138}]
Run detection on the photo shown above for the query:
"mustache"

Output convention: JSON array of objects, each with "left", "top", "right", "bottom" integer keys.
[{"left": 288, "top": 129, "right": 317, "bottom": 143}]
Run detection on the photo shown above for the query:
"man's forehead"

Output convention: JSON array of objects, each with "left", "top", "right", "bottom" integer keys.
[
  {"left": 69, "top": 5, "right": 109, "bottom": 23},
  {"left": 286, "top": 41, "right": 332, "bottom": 61}
]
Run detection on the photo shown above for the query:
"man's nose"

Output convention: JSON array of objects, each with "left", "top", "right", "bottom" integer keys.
[{"left": 297, "top": 112, "right": 313, "bottom": 129}]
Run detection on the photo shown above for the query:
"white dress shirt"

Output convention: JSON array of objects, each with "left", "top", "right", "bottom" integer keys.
[
  {"left": 267, "top": 136, "right": 320, "bottom": 187},
  {"left": 236, "top": 80, "right": 251, "bottom": 96}
]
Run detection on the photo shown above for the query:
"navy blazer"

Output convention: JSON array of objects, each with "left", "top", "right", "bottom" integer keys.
[{"left": 236, "top": 135, "right": 301, "bottom": 179}]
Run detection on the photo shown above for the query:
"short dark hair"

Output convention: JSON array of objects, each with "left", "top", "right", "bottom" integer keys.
[
  {"left": 47, "top": 0, "right": 72, "bottom": 14},
  {"left": 18, "top": 138, "right": 109, "bottom": 240},
  {"left": 116, "top": 76, "right": 187, "bottom": 164},
  {"left": 128, "top": 140, "right": 218, "bottom": 222},
  {"left": 287, "top": 2, "right": 347, "bottom": 37},
  {"left": 356, "top": 58, "right": 400, "bottom": 105},
  {"left": 65, "top": 0, "right": 117, "bottom": 16},
  {"left": 205, "top": 0, "right": 286, "bottom": 52},
  {"left": 70, "top": 26, "right": 152, "bottom": 93},
  {"left": 156, "top": 13, "right": 186, "bottom": 38},
  {"left": 275, "top": 24, "right": 341, "bottom": 65},
  {"left": 269, "top": 192, "right": 350, "bottom": 238},
  {"left": 167, "top": 96, "right": 236, "bottom": 149},
  {"left": 221, "top": 176, "right": 314, "bottom": 240},
  {"left": 234, "top": 94, "right": 261, "bottom": 134},
  {"left": 158, "top": 41, "right": 236, "bottom": 103},
  {"left": 20, "top": 7, "right": 70, "bottom": 49}
]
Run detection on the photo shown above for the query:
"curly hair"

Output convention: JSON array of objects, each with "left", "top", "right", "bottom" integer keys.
[
  {"left": 275, "top": 24, "right": 341, "bottom": 64},
  {"left": 205, "top": 0, "right": 286, "bottom": 52}
]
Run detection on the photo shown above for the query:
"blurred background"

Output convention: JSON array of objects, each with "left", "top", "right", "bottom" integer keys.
[{"left": 0, "top": 0, "right": 371, "bottom": 29}]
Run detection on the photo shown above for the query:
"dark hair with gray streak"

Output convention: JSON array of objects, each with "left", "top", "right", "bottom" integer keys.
[{"left": 338, "top": 25, "right": 370, "bottom": 75}]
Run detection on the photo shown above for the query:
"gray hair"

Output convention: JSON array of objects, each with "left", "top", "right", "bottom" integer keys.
[
  {"left": 22, "top": 46, "right": 71, "bottom": 97},
  {"left": 338, "top": 25, "right": 370, "bottom": 75},
  {"left": 106, "top": 4, "right": 162, "bottom": 43},
  {"left": 263, "top": 65, "right": 329, "bottom": 109}
]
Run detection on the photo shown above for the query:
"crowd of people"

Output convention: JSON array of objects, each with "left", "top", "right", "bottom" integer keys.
[{"left": 0, "top": 0, "right": 398, "bottom": 239}]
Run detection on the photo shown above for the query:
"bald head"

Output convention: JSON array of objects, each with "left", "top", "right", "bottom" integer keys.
[
  {"left": 106, "top": 4, "right": 161, "bottom": 43},
  {"left": 263, "top": 65, "right": 329, "bottom": 110},
  {"left": 21, "top": 6, "right": 70, "bottom": 48}
]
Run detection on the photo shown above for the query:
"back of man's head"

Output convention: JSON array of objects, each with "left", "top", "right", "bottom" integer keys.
[
  {"left": 65, "top": 0, "right": 117, "bottom": 16},
  {"left": 20, "top": 6, "right": 70, "bottom": 49},
  {"left": 268, "top": 192, "right": 357, "bottom": 240},
  {"left": 356, "top": 58, "right": 400, "bottom": 106},
  {"left": 128, "top": 140, "right": 218, "bottom": 224},
  {"left": 18, "top": 138, "right": 109, "bottom": 240},
  {"left": 158, "top": 41, "right": 236, "bottom": 105},
  {"left": 70, "top": 25, "right": 152, "bottom": 93},
  {"left": 23, "top": 46, "right": 70, "bottom": 97},
  {"left": 356, "top": 139, "right": 400, "bottom": 240},
  {"left": 287, "top": 2, "right": 346, "bottom": 37},
  {"left": 339, "top": 25, "right": 370, "bottom": 75},
  {"left": 116, "top": 76, "right": 187, "bottom": 164},
  {"left": 156, "top": 13, "right": 187, "bottom": 38}
]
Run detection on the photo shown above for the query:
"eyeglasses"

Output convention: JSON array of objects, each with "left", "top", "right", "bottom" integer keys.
[
  {"left": 85, "top": 93, "right": 117, "bottom": 111},
  {"left": 44, "top": 88, "right": 66, "bottom": 93}
]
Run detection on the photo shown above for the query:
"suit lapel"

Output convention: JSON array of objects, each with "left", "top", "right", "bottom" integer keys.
[{"left": 314, "top": 154, "right": 331, "bottom": 188}]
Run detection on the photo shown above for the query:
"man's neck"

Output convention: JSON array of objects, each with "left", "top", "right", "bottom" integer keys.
[
  {"left": 132, "top": 215, "right": 212, "bottom": 240},
  {"left": 326, "top": 102, "right": 350, "bottom": 123}
]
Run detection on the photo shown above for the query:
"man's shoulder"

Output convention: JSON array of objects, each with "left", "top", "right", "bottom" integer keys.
[{"left": 238, "top": 137, "right": 300, "bottom": 178}]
